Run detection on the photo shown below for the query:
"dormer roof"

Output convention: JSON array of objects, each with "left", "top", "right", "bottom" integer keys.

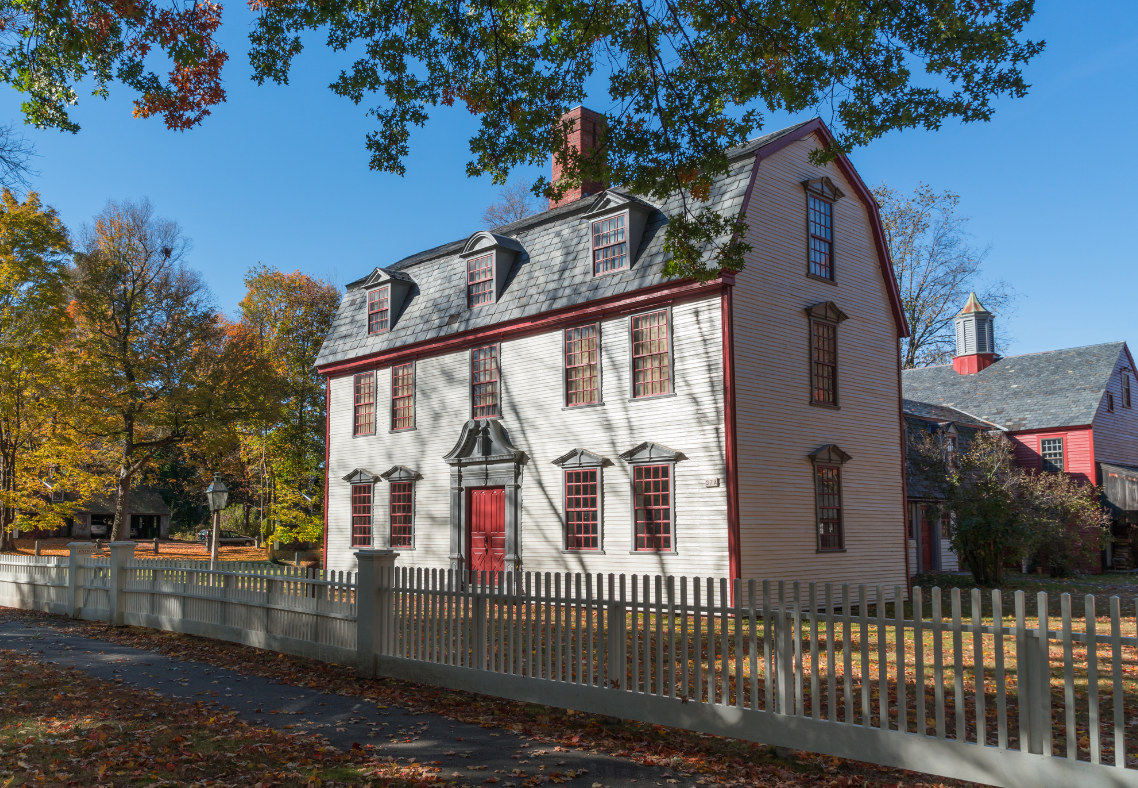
[{"left": 461, "top": 232, "right": 525, "bottom": 257}]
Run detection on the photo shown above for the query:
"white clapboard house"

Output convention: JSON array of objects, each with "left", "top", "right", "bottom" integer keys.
[{"left": 316, "top": 113, "right": 912, "bottom": 588}]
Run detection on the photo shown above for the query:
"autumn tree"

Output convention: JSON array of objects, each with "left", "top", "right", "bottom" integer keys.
[
  {"left": 68, "top": 199, "right": 276, "bottom": 542},
  {"left": 482, "top": 180, "right": 544, "bottom": 229},
  {"left": 874, "top": 183, "right": 1014, "bottom": 369},
  {"left": 0, "top": 191, "right": 75, "bottom": 550},
  {"left": 7, "top": 1, "right": 1040, "bottom": 280},
  {"left": 237, "top": 265, "right": 340, "bottom": 543}
]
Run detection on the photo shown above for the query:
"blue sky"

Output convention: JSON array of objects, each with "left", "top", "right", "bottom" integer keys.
[{"left": 13, "top": 0, "right": 1135, "bottom": 357}]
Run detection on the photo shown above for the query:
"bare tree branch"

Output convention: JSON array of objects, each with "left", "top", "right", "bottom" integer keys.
[{"left": 481, "top": 180, "right": 544, "bottom": 229}]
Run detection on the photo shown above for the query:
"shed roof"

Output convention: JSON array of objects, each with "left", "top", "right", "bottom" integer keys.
[
  {"left": 901, "top": 399, "right": 1001, "bottom": 430},
  {"left": 78, "top": 488, "right": 172, "bottom": 516},
  {"left": 901, "top": 342, "right": 1127, "bottom": 432},
  {"left": 316, "top": 121, "right": 816, "bottom": 369}
]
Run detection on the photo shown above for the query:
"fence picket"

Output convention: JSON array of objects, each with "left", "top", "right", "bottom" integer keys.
[
  {"left": 859, "top": 584, "right": 870, "bottom": 728},
  {"left": 1087, "top": 594, "right": 1100, "bottom": 765},
  {"left": 951, "top": 588, "right": 964, "bottom": 741},
  {"left": 972, "top": 587, "right": 985, "bottom": 746},
  {"left": 1039, "top": 591, "right": 1053, "bottom": 758},
  {"left": 914, "top": 587, "right": 925, "bottom": 737},
  {"left": 764, "top": 579, "right": 773, "bottom": 714},
  {"left": 809, "top": 582, "right": 819, "bottom": 720},
  {"left": 708, "top": 578, "right": 716, "bottom": 705},
  {"left": 721, "top": 577, "right": 730, "bottom": 707},
  {"left": 1112, "top": 596, "right": 1124, "bottom": 768},
  {"left": 876, "top": 585, "right": 886, "bottom": 729},
  {"left": 750, "top": 579, "right": 760, "bottom": 712},
  {"left": 933, "top": 587, "right": 945, "bottom": 740},
  {"left": 1062, "top": 593, "right": 1075, "bottom": 760},
  {"left": 993, "top": 589, "right": 1007, "bottom": 750}
]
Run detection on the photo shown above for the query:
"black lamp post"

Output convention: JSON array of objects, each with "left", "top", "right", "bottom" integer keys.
[{"left": 205, "top": 473, "right": 229, "bottom": 568}]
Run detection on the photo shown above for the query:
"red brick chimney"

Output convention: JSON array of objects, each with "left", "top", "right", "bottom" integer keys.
[{"left": 550, "top": 107, "right": 606, "bottom": 209}]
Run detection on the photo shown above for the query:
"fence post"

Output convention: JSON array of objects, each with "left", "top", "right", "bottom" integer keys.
[
  {"left": 108, "top": 541, "right": 135, "bottom": 626},
  {"left": 66, "top": 542, "right": 94, "bottom": 619},
  {"left": 355, "top": 549, "right": 398, "bottom": 678}
]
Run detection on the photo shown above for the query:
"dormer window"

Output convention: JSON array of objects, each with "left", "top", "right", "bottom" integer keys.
[
  {"left": 467, "top": 253, "right": 495, "bottom": 307},
  {"left": 368, "top": 286, "right": 390, "bottom": 334},
  {"left": 592, "top": 213, "right": 628, "bottom": 275}
]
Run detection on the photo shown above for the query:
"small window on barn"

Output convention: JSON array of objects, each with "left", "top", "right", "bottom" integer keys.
[
  {"left": 351, "top": 484, "right": 373, "bottom": 547},
  {"left": 1108, "top": 392, "right": 1115, "bottom": 413},
  {"left": 1123, "top": 372, "right": 1132, "bottom": 408},
  {"left": 391, "top": 362, "right": 415, "bottom": 431},
  {"left": 353, "top": 372, "right": 376, "bottom": 436},
  {"left": 50, "top": 487, "right": 64, "bottom": 503},
  {"left": 1041, "top": 438, "right": 1065, "bottom": 473},
  {"left": 592, "top": 213, "right": 628, "bottom": 275},
  {"left": 471, "top": 345, "right": 499, "bottom": 418},
  {"left": 389, "top": 481, "right": 414, "bottom": 548},
  {"left": 565, "top": 324, "right": 600, "bottom": 406},
  {"left": 565, "top": 469, "right": 600, "bottom": 550},
  {"left": 368, "top": 286, "right": 390, "bottom": 334},
  {"left": 808, "top": 196, "right": 833, "bottom": 279},
  {"left": 631, "top": 309, "right": 671, "bottom": 398},
  {"left": 467, "top": 253, "right": 495, "bottom": 307}
]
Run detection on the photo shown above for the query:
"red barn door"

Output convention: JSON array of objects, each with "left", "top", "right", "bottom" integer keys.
[{"left": 468, "top": 488, "right": 506, "bottom": 578}]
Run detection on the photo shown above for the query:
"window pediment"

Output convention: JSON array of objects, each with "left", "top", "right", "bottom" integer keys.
[
  {"left": 552, "top": 448, "right": 607, "bottom": 468},
  {"left": 805, "top": 301, "right": 848, "bottom": 324},
  {"left": 808, "top": 444, "right": 852, "bottom": 465},
  {"left": 342, "top": 468, "right": 381, "bottom": 484},
  {"left": 380, "top": 465, "right": 421, "bottom": 482},
  {"left": 620, "top": 441, "right": 681, "bottom": 463},
  {"left": 802, "top": 177, "right": 845, "bottom": 201}
]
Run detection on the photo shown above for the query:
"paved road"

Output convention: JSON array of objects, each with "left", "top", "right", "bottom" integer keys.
[{"left": 0, "top": 618, "right": 688, "bottom": 788}]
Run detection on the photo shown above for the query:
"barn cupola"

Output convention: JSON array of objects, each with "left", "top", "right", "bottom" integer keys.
[{"left": 952, "top": 292, "right": 996, "bottom": 375}]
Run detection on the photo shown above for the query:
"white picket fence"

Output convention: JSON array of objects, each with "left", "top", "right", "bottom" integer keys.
[{"left": 4, "top": 544, "right": 1138, "bottom": 788}]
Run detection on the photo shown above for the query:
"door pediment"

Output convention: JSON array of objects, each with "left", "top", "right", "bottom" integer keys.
[{"left": 443, "top": 419, "right": 523, "bottom": 466}]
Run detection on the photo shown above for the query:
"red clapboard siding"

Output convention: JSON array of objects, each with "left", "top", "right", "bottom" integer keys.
[{"left": 1009, "top": 427, "right": 1095, "bottom": 484}]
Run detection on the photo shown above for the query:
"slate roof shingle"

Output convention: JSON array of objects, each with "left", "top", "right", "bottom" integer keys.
[
  {"left": 316, "top": 120, "right": 817, "bottom": 368},
  {"left": 901, "top": 342, "right": 1127, "bottom": 432},
  {"left": 901, "top": 399, "right": 1001, "bottom": 430}
]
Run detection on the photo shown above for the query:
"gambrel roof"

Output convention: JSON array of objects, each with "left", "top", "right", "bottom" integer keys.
[
  {"left": 902, "top": 342, "right": 1128, "bottom": 432},
  {"left": 315, "top": 117, "right": 906, "bottom": 370}
]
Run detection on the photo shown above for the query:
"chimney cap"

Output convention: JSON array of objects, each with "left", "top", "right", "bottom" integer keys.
[{"left": 956, "top": 291, "right": 993, "bottom": 316}]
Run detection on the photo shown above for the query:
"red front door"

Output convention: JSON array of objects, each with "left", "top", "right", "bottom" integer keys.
[
  {"left": 920, "top": 506, "right": 935, "bottom": 571},
  {"left": 468, "top": 488, "right": 506, "bottom": 577}
]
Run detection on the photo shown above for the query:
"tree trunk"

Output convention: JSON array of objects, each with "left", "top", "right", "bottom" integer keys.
[
  {"left": 112, "top": 468, "right": 132, "bottom": 541},
  {"left": 0, "top": 457, "right": 12, "bottom": 553}
]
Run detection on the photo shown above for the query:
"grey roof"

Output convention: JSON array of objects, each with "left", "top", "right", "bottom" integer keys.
[
  {"left": 316, "top": 120, "right": 817, "bottom": 368},
  {"left": 902, "top": 342, "right": 1128, "bottom": 432},
  {"left": 78, "top": 488, "right": 172, "bottom": 516},
  {"left": 902, "top": 399, "right": 1001, "bottom": 430}
]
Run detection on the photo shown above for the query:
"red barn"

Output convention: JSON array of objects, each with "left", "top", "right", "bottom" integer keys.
[{"left": 902, "top": 293, "right": 1138, "bottom": 572}]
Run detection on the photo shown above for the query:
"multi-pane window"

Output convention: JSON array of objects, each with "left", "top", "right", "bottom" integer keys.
[
  {"left": 351, "top": 484, "right": 373, "bottom": 547},
  {"left": 471, "top": 345, "right": 499, "bottom": 418},
  {"left": 467, "top": 253, "right": 494, "bottom": 307},
  {"left": 565, "top": 325, "right": 599, "bottom": 406},
  {"left": 390, "top": 482, "right": 414, "bottom": 548},
  {"left": 815, "top": 466, "right": 842, "bottom": 550},
  {"left": 592, "top": 214, "right": 628, "bottom": 275},
  {"left": 368, "top": 286, "right": 390, "bottom": 334},
  {"left": 633, "top": 465, "right": 671, "bottom": 551},
  {"left": 1041, "top": 438, "right": 1065, "bottom": 473},
  {"left": 391, "top": 362, "right": 414, "bottom": 430},
  {"left": 353, "top": 372, "right": 375, "bottom": 436},
  {"left": 1124, "top": 373, "right": 1132, "bottom": 408},
  {"left": 808, "top": 195, "right": 833, "bottom": 279},
  {"left": 565, "top": 469, "right": 599, "bottom": 550},
  {"left": 812, "top": 321, "right": 837, "bottom": 405},
  {"left": 632, "top": 310, "right": 670, "bottom": 398}
]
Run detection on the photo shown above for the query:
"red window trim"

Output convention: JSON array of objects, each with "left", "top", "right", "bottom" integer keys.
[
  {"left": 565, "top": 323, "right": 600, "bottom": 406},
  {"left": 1123, "top": 372, "right": 1132, "bottom": 408},
  {"left": 467, "top": 253, "right": 495, "bottom": 307},
  {"left": 391, "top": 361, "right": 415, "bottom": 431},
  {"left": 814, "top": 463, "right": 843, "bottom": 551},
  {"left": 565, "top": 468, "right": 600, "bottom": 551},
  {"left": 353, "top": 371, "right": 376, "bottom": 436},
  {"left": 810, "top": 318, "right": 838, "bottom": 407},
  {"left": 389, "top": 481, "right": 414, "bottom": 548},
  {"left": 351, "top": 483, "right": 373, "bottom": 547},
  {"left": 368, "top": 285, "right": 390, "bottom": 334},
  {"left": 471, "top": 344, "right": 499, "bottom": 418},
  {"left": 591, "top": 210, "right": 629, "bottom": 277},
  {"left": 807, "top": 193, "right": 834, "bottom": 280},
  {"left": 630, "top": 308, "right": 671, "bottom": 399},
  {"left": 632, "top": 463, "right": 672, "bottom": 552},
  {"left": 1038, "top": 434, "right": 1067, "bottom": 473}
]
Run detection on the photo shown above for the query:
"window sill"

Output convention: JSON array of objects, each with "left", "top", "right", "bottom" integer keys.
[
  {"left": 808, "top": 401, "right": 841, "bottom": 410},
  {"left": 389, "top": 427, "right": 417, "bottom": 434},
  {"left": 627, "top": 392, "right": 677, "bottom": 402},
  {"left": 806, "top": 273, "right": 838, "bottom": 286},
  {"left": 391, "top": 546, "right": 416, "bottom": 551},
  {"left": 562, "top": 402, "right": 606, "bottom": 411},
  {"left": 816, "top": 548, "right": 847, "bottom": 553},
  {"left": 560, "top": 549, "right": 607, "bottom": 555},
  {"left": 627, "top": 550, "right": 678, "bottom": 555},
  {"left": 592, "top": 266, "right": 630, "bottom": 279},
  {"left": 351, "top": 431, "right": 377, "bottom": 439}
]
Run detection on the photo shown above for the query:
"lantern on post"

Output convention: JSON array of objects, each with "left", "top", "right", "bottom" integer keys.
[{"left": 205, "top": 473, "right": 228, "bottom": 569}]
